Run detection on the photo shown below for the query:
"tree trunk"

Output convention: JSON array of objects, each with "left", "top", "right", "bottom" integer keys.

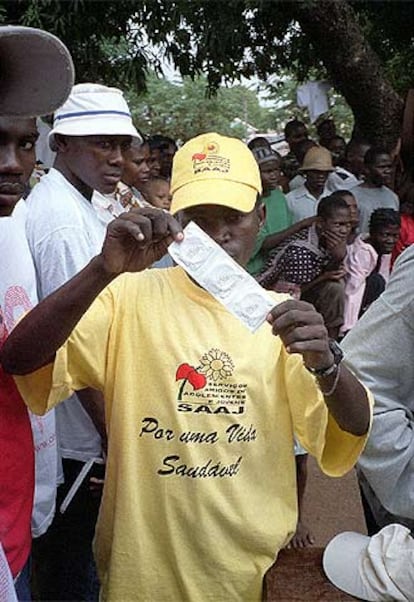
[{"left": 292, "top": 0, "right": 403, "bottom": 150}]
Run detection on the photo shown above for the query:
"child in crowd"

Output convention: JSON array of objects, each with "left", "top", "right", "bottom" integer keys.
[
  {"left": 258, "top": 193, "right": 351, "bottom": 340},
  {"left": 144, "top": 177, "right": 172, "bottom": 211},
  {"left": 359, "top": 208, "right": 400, "bottom": 316},
  {"left": 122, "top": 138, "right": 151, "bottom": 202}
]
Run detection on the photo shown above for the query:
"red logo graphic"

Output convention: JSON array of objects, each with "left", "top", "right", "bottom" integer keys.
[
  {"left": 192, "top": 152, "right": 206, "bottom": 161},
  {"left": 176, "top": 363, "right": 207, "bottom": 391}
]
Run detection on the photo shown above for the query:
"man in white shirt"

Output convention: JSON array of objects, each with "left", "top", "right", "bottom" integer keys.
[
  {"left": 25, "top": 82, "right": 141, "bottom": 601},
  {"left": 351, "top": 148, "right": 399, "bottom": 234},
  {"left": 286, "top": 146, "right": 333, "bottom": 223}
]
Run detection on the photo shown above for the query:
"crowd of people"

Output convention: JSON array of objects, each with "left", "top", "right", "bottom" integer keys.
[{"left": 0, "top": 24, "right": 413, "bottom": 602}]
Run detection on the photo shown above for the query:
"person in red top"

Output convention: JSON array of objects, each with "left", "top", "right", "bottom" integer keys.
[
  {"left": 0, "top": 25, "right": 73, "bottom": 600},
  {"left": 392, "top": 184, "right": 414, "bottom": 267}
]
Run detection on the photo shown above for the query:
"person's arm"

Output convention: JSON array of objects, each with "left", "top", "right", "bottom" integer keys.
[
  {"left": 261, "top": 216, "right": 315, "bottom": 252},
  {"left": 77, "top": 388, "right": 107, "bottom": 453},
  {"left": 1, "top": 208, "right": 183, "bottom": 375},
  {"left": 267, "top": 299, "right": 370, "bottom": 436},
  {"left": 300, "top": 266, "right": 347, "bottom": 294}
]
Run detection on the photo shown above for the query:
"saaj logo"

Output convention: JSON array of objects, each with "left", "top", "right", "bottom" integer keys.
[
  {"left": 176, "top": 349, "right": 234, "bottom": 401},
  {"left": 191, "top": 140, "right": 230, "bottom": 174}
]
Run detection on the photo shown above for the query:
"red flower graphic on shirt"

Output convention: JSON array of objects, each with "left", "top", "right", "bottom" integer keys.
[{"left": 176, "top": 363, "right": 207, "bottom": 400}]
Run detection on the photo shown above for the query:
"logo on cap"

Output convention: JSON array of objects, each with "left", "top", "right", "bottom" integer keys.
[{"left": 191, "top": 141, "right": 230, "bottom": 175}]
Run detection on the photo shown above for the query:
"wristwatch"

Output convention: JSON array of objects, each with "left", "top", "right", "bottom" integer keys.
[{"left": 304, "top": 339, "right": 344, "bottom": 377}]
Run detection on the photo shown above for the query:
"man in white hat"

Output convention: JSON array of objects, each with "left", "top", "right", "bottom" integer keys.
[
  {"left": 0, "top": 25, "right": 74, "bottom": 601},
  {"left": 24, "top": 83, "right": 141, "bottom": 601}
]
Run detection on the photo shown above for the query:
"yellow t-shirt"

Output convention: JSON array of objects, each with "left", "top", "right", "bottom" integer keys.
[{"left": 16, "top": 267, "right": 369, "bottom": 602}]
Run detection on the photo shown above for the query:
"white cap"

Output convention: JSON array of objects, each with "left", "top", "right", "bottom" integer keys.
[
  {"left": 323, "top": 524, "right": 414, "bottom": 601},
  {"left": 0, "top": 26, "right": 74, "bottom": 117},
  {"left": 49, "top": 83, "right": 142, "bottom": 147}
]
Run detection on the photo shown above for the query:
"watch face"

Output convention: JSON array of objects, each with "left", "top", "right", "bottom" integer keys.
[{"left": 329, "top": 339, "right": 344, "bottom": 365}]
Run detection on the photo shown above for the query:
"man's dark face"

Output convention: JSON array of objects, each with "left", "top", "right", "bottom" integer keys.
[
  {"left": 0, "top": 116, "right": 38, "bottom": 217},
  {"left": 55, "top": 134, "right": 132, "bottom": 195},
  {"left": 286, "top": 126, "right": 308, "bottom": 153},
  {"left": 370, "top": 224, "right": 400, "bottom": 255},
  {"left": 327, "top": 138, "right": 346, "bottom": 166},
  {"left": 366, "top": 154, "right": 393, "bottom": 187},
  {"left": 320, "top": 207, "right": 352, "bottom": 240},
  {"left": 260, "top": 159, "right": 281, "bottom": 192},
  {"left": 305, "top": 169, "right": 329, "bottom": 190},
  {"left": 318, "top": 120, "right": 336, "bottom": 142},
  {"left": 122, "top": 142, "right": 151, "bottom": 190},
  {"left": 346, "top": 143, "right": 370, "bottom": 177},
  {"left": 149, "top": 148, "right": 161, "bottom": 177},
  {"left": 160, "top": 143, "right": 177, "bottom": 177},
  {"left": 178, "top": 203, "right": 264, "bottom": 267}
]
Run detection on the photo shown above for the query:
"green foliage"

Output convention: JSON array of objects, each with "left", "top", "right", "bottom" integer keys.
[
  {"left": 126, "top": 73, "right": 274, "bottom": 142},
  {"left": 2, "top": 0, "right": 413, "bottom": 95},
  {"left": 0, "top": 0, "right": 149, "bottom": 89}
]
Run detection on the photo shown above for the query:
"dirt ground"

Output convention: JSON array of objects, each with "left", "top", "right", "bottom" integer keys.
[
  {"left": 303, "top": 455, "right": 367, "bottom": 545},
  {"left": 265, "top": 456, "right": 366, "bottom": 600}
]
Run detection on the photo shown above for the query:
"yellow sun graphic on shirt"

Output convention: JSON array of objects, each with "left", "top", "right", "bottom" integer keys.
[{"left": 199, "top": 349, "right": 234, "bottom": 381}]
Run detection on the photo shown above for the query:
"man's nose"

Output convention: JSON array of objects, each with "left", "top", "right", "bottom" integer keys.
[
  {"left": 2, "top": 145, "right": 23, "bottom": 173},
  {"left": 108, "top": 145, "right": 124, "bottom": 166}
]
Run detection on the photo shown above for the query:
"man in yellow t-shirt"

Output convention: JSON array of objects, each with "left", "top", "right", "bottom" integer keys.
[{"left": 1, "top": 133, "right": 371, "bottom": 602}]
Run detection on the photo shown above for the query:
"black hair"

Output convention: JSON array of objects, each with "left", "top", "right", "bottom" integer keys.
[
  {"left": 369, "top": 208, "right": 401, "bottom": 233},
  {"left": 247, "top": 137, "right": 270, "bottom": 150},
  {"left": 329, "top": 189, "right": 356, "bottom": 202},
  {"left": 316, "top": 118, "right": 335, "bottom": 135},
  {"left": 345, "top": 138, "right": 371, "bottom": 157},
  {"left": 148, "top": 134, "right": 177, "bottom": 151},
  {"left": 364, "top": 146, "right": 390, "bottom": 167},
  {"left": 327, "top": 135, "right": 346, "bottom": 145},
  {"left": 294, "top": 139, "right": 316, "bottom": 163},
  {"left": 130, "top": 134, "right": 148, "bottom": 150},
  {"left": 284, "top": 119, "right": 306, "bottom": 138},
  {"left": 317, "top": 193, "right": 349, "bottom": 220},
  {"left": 146, "top": 175, "right": 169, "bottom": 186}
]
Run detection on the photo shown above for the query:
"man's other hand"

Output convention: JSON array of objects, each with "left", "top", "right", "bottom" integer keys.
[{"left": 267, "top": 299, "right": 334, "bottom": 371}]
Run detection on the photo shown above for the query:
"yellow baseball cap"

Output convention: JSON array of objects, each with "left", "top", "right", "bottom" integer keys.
[{"left": 170, "top": 132, "right": 262, "bottom": 215}]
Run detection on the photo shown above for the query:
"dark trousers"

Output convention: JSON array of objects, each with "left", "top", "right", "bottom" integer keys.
[
  {"left": 302, "top": 279, "right": 345, "bottom": 337},
  {"left": 32, "top": 459, "right": 103, "bottom": 601}
]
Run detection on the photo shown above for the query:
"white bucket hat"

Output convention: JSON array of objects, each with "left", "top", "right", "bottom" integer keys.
[
  {"left": 0, "top": 25, "right": 74, "bottom": 117},
  {"left": 49, "top": 83, "right": 142, "bottom": 147},
  {"left": 323, "top": 524, "right": 414, "bottom": 601}
]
